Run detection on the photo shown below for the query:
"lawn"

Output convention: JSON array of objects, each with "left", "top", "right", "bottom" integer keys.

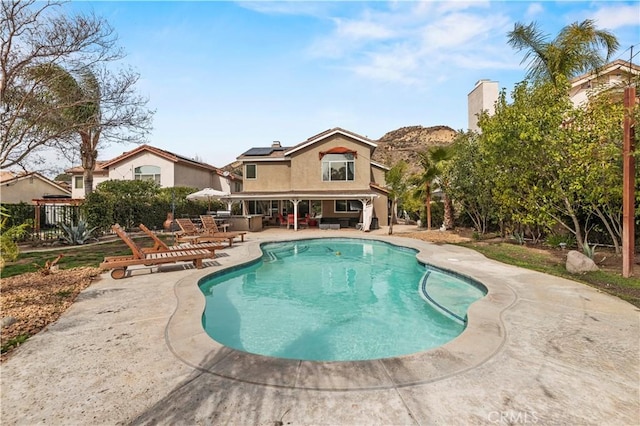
[{"left": 461, "top": 241, "right": 640, "bottom": 307}]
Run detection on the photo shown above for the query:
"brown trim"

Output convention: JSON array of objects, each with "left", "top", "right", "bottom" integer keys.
[{"left": 318, "top": 147, "right": 358, "bottom": 160}]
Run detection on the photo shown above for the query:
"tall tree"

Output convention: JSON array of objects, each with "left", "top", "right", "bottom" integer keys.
[
  {"left": 31, "top": 63, "right": 153, "bottom": 195},
  {"left": 411, "top": 146, "right": 452, "bottom": 230},
  {"left": 445, "top": 131, "right": 497, "bottom": 234},
  {"left": 1, "top": 0, "right": 153, "bottom": 189},
  {"left": 385, "top": 160, "right": 409, "bottom": 235},
  {"left": 479, "top": 80, "right": 592, "bottom": 246},
  {"left": 1, "top": 0, "right": 117, "bottom": 170},
  {"left": 507, "top": 19, "right": 619, "bottom": 87}
]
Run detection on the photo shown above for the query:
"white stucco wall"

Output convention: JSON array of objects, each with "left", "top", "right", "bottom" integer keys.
[
  {"left": 107, "top": 153, "right": 175, "bottom": 187},
  {"left": 70, "top": 174, "right": 108, "bottom": 199},
  {"left": 468, "top": 80, "right": 499, "bottom": 133}
]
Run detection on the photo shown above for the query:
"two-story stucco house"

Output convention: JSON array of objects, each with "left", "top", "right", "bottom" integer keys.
[
  {"left": 230, "top": 128, "right": 389, "bottom": 231},
  {"left": 66, "top": 144, "right": 242, "bottom": 199}
]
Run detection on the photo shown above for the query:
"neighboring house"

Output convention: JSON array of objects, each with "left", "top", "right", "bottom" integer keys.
[
  {"left": 66, "top": 144, "right": 242, "bottom": 198},
  {"left": 569, "top": 59, "right": 640, "bottom": 107},
  {"left": 468, "top": 60, "right": 640, "bottom": 131},
  {"left": 0, "top": 171, "right": 71, "bottom": 204},
  {"left": 232, "top": 127, "right": 389, "bottom": 230}
]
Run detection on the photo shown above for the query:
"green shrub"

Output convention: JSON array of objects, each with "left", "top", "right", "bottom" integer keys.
[
  {"left": 546, "top": 233, "right": 576, "bottom": 249},
  {"left": 0, "top": 207, "right": 31, "bottom": 268}
]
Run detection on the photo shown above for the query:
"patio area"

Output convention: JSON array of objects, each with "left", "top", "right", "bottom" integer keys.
[{"left": 1, "top": 227, "right": 638, "bottom": 425}]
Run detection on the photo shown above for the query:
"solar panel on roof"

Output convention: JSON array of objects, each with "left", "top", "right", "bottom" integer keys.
[{"left": 243, "top": 147, "right": 274, "bottom": 156}]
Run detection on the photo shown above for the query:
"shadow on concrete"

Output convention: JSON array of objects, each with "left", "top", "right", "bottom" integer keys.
[{"left": 129, "top": 348, "right": 296, "bottom": 425}]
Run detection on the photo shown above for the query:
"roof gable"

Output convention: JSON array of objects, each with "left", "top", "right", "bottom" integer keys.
[
  {"left": 285, "top": 127, "right": 376, "bottom": 156},
  {"left": 1, "top": 171, "right": 71, "bottom": 195},
  {"left": 570, "top": 59, "right": 640, "bottom": 88},
  {"left": 100, "top": 144, "right": 220, "bottom": 172}
]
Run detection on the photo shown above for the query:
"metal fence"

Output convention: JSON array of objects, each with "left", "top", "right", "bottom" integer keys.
[{"left": 2, "top": 203, "right": 84, "bottom": 243}]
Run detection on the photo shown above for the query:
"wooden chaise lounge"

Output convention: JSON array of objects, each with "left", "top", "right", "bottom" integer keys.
[
  {"left": 138, "top": 223, "right": 226, "bottom": 253},
  {"left": 199, "top": 215, "right": 246, "bottom": 242},
  {"left": 99, "top": 224, "right": 214, "bottom": 279},
  {"left": 175, "top": 218, "right": 236, "bottom": 247}
]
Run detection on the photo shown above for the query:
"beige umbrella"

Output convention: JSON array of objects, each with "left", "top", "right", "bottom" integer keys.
[{"left": 186, "top": 188, "right": 230, "bottom": 211}]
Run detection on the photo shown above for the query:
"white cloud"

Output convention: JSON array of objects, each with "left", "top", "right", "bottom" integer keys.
[
  {"left": 299, "top": 2, "right": 519, "bottom": 87},
  {"left": 590, "top": 4, "right": 640, "bottom": 30},
  {"left": 422, "top": 13, "right": 508, "bottom": 49},
  {"left": 334, "top": 18, "right": 396, "bottom": 41},
  {"left": 435, "top": 0, "right": 491, "bottom": 14},
  {"left": 237, "top": 1, "right": 330, "bottom": 17},
  {"left": 526, "top": 3, "right": 544, "bottom": 18}
]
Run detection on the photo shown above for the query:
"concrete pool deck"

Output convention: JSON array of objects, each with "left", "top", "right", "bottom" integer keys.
[{"left": 1, "top": 227, "right": 638, "bottom": 425}]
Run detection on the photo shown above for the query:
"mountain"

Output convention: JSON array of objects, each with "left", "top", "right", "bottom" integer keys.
[{"left": 373, "top": 125, "right": 457, "bottom": 173}]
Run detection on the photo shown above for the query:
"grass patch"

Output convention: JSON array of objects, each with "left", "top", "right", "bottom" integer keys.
[
  {"left": 462, "top": 242, "right": 640, "bottom": 307},
  {"left": 55, "top": 289, "right": 74, "bottom": 298},
  {"left": 1, "top": 233, "right": 176, "bottom": 279},
  {"left": 1, "top": 334, "right": 30, "bottom": 354}
]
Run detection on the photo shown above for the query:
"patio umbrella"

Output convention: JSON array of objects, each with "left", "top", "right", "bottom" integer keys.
[{"left": 186, "top": 188, "right": 230, "bottom": 211}]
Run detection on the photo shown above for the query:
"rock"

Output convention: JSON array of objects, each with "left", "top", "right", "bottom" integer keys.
[
  {"left": 566, "top": 250, "right": 599, "bottom": 274},
  {"left": 2, "top": 316, "right": 17, "bottom": 328}
]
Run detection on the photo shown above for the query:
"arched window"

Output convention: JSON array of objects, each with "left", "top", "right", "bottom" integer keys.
[
  {"left": 134, "top": 165, "right": 161, "bottom": 184},
  {"left": 322, "top": 153, "right": 354, "bottom": 181}
]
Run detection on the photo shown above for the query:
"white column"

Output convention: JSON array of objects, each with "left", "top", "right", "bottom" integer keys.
[{"left": 292, "top": 199, "right": 300, "bottom": 231}]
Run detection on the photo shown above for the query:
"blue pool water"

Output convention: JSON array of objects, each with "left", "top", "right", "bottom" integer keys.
[{"left": 199, "top": 238, "right": 486, "bottom": 361}]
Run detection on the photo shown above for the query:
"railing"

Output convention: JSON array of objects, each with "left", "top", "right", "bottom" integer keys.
[{"left": 2, "top": 203, "right": 84, "bottom": 243}]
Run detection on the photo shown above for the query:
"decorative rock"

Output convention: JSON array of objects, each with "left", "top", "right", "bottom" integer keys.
[
  {"left": 1, "top": 316, "right": 17, "bottom": 328},
  {"left": 566, "top": 250, "right": 599, "bottom": 274}
]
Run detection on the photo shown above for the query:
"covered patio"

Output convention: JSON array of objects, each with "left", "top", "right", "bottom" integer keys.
[{"left": 223, "top": 187, "right": 389, "bottom": 231}]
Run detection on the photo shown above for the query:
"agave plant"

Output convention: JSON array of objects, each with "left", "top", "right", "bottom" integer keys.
[
  {"left": 59, "top": 220, "right": 98, "bottom": 245},
  {"left": 582, "top": 240, "right": 597, "bottom": 259}
]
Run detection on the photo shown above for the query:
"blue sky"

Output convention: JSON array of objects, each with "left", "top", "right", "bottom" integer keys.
[{"left": 64, "top": 1, "right": 639, "bottom": 169}]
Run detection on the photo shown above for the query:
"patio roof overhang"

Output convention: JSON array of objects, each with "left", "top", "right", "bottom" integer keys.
[{"left": 223, "top": 189, "right": 382, "bottom": 202}]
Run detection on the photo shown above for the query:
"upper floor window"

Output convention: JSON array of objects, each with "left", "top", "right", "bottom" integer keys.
[
  {"left": 134, "top": 165, "right": 161, "bottom": 184},
  {"left": 74, "top": 176, "right": 83, "bottom": 189},
  {"left": 322, "top": 153, "right": 354, "bottom": 181},
  {"left": 245, "top": 164, "right": 257, "bottom": 179}
]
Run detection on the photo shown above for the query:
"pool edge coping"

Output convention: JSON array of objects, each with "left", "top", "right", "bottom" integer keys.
[{"left": 165, "top": 234, "right": 518, "bottom": 391}]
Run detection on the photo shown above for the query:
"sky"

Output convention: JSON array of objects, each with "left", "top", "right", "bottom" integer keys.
[{"left": 61, "top": 0, "right": 640, "bottom": 170}]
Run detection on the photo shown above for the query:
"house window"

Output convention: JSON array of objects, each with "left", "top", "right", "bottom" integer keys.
[
  {"left": 134, "top": 165, "right": 161, "bottom": 184},
  {"left": 322, "top": 153, "right": 354, "bottom": 181},
  {"left": 74, "top": 176, "right": 83, "bottom": 189},
  {"left": 245, "top": 164, "right": 257, "bottom": 179},
  {"left": 335, "top": 199, "right": 360, "bottom": 212}
]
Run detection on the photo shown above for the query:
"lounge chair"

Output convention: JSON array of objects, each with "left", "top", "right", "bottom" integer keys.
[
  {"left": 99, "top": 224, "right": 213, "bottom": 279},
  {"left": 199, "top": 215, "right": 246, "bottom": 243},
  {"left": 175, "top": 218, "right": 236, "bottom": 247},
  {"left": 298, "top": 214, "right": 310, "bottom": 228},
  {"left": 138, "top": 224, "right": 225, "bottom": 254}
]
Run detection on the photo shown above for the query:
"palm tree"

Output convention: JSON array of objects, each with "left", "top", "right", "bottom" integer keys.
[
  {"left": 412, "top": 146, "right": 452, "bottom": 230},
  {"left": 385, "top": 161, "right": 409, "bottom": 235},
  {"left": 507, "top": 19, "right": 619, "bottom": 87},
  {"left": 30, "top": 64, "right": 101, "bottom": 196}
]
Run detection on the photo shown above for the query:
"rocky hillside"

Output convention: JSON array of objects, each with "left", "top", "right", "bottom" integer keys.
[{"left": 373, "top": 125, "right": 457, "bottom": 173}]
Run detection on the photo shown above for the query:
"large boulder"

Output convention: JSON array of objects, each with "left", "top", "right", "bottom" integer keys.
[{"left": 566, "top": 250, "right": 599, "bottom": 274}]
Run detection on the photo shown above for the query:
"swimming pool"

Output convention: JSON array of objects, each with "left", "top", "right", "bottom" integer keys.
[{"left": 199, "top": 238, "right": 486, "bottom": 361}]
